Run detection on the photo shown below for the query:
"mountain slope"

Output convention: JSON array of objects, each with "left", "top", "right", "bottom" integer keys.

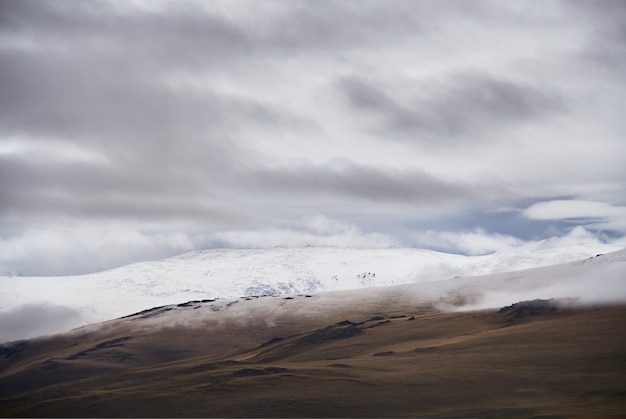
[
  {"left": 1, "top": 250, "right": 626, "bottom": 416},
  {"left": 1, "top": 299, "right": 625, "bottom": 417},
  {"left": 0, "top": 237, "right": 622, "bottom": 342}
]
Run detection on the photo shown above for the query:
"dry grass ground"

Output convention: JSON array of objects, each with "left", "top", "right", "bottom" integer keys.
[{"left": 1, "top": 297, "right": 625, "bottom": 417}]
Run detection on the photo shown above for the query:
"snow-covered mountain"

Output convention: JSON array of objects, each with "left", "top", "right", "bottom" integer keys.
[
  {"left": 0, "top": 233, "right": 623, "bottom": 342},
  {"left": 87, "top": 248, "right": 626, "bottom": 337}
]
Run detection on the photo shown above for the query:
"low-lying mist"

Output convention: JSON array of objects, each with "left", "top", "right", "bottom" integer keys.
[{"left": 2, "top": 250, "right": 625, "bottom": 344}]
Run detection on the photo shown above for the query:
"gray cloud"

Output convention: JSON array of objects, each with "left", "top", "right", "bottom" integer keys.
[
  {"left": 243, "top": 161, "right": 504, "bottom": 205},
  {"left": 0, "top": 48, "right": 282, "bottom": 144},
  {"left": 0, "top": 1, "right": 304, "bottom": 226},
  {"left": 256, "top": 0, "right": 554, "bottom": 56},
  {"left": 0, "top": 303, "right": 84, "bottom": 342},
  {"left": 0, "top": 1, "right": 252, "bottom": 67},
  {"left": 569, "top": 0, "right": 626, "bottom": 76},
  {"left": 257, "top": 1, "right": 427, "bottom": 53},
  {"left": 338, "top": 72, "right": 565, "bottom": 143},
  {"left": 0, "top": 153, "right": 250, "bottom": 224},
  {"left": 0, "top": 0, "right": 624, "bottom": 275}
]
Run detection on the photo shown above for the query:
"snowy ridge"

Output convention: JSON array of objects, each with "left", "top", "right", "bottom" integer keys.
[
  {"left": 0, "top": 235, "right": 623, "bottom": 342},
  {"left": 76, "top": 248, "right": 626, "bottom": 339}
]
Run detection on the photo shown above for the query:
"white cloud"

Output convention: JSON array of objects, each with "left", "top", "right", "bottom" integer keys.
[
  {"left": 300, "top": 214, "right": 352, "bottom": 235},
  {"left": 0, "top": 225, "right": 194, "bottom": 276},
  {"left": 523, "top": 200, "right": 626, "bottom": 233},
  {"left": 466, "top": 261, "right": 626, "bottom": 311},
  {"left": 0, "top": 216, "right": 401, "bottom": 276},
  {"left": 210, "top": 215, "right": 397, "bottom": 249},
  {"left": 0, "top": 135, "right": 109, "bottom": 164},
  {"left": 411, "top": 228, "right": 525, "bottom": 255},
  {"left": 524, "top": 200, "right": 623, "bottom": 220}
]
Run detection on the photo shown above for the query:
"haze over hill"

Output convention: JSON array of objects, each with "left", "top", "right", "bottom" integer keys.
[
  {"left": 1, "top": 229, "right": 624, "bottom": 343},
  {"left": 1, "top": 249, "right": 625, "bottom": 417}
]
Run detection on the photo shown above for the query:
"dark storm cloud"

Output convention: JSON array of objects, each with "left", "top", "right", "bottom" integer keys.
[{"left": 338, "top": 72, "right": 565, "bottom": 142}]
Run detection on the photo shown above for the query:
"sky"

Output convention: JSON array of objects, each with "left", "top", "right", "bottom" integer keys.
[{"left": 1, "top": 0, "right": 625, "bottom": 276}]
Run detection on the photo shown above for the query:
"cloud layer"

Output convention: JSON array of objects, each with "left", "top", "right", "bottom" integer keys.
[
  {"left": 1, "top": 0, "right": 625, "bottom": 274},
  {"left": 0, "top": 303, "right": 85, "bottom": 342}
]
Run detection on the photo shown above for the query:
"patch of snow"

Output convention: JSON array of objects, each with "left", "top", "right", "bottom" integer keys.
[{"left": 0, "top": 242, "right": 623, "bottom": 342}]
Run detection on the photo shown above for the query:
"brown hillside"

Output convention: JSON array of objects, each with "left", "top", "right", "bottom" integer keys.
[{"left": 1, "top": 298, "right": 625, "bottom": 417}]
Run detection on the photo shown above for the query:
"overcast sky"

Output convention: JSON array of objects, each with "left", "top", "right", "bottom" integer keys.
[{"left": 1, "top": 0, "right": 625, "bottom": 276}]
